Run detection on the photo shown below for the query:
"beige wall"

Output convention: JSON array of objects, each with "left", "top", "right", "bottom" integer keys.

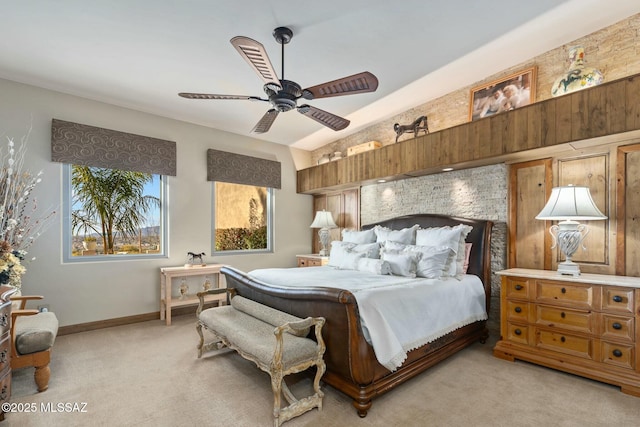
[
  {"left": 0, "top": 78, "right": 312, "bottom": 327},
  {"left": 311, "top": 13, "right": 640, "bottom": 164}
]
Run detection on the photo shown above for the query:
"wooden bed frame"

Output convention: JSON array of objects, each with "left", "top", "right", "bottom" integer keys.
[{"left": 221, "top": 214, "right": 493, "bottom": 417}]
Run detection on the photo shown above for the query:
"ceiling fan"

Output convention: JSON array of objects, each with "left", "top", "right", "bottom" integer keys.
[{"left": 179, "top": 27, "right": 379, "bottom": 134}]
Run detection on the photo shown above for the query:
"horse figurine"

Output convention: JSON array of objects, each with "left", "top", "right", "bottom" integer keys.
[
  {"left": 394, "top": 115, "right": 429, "bottom": 143},
  {"left": 188, "top": 251, "right": 206, "bottom": 266}
]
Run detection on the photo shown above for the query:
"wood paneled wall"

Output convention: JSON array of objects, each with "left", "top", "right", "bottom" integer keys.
[
  {"left": 311, "top": 189, "right": 360, "bottom": 254},
  {"left": 298, "top": 73, "right": 640, "bottom": 194},
  {"left": 509, "top": 141, "right": 639, "bottom": 276}
]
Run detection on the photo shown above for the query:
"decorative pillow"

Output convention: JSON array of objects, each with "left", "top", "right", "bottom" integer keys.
[
  {"left": 373, "top": 224, "right": 419, "bottom": 244},
  {"left": 402, "top": 245, "right": 452, "bottom": 279},
  {"left": 328, "top": 241, "right": 356, "bottom": 267},
  {"left": 381, "top": 240, "right": 406, "bottom": 252},
  {"left": 415, "top": 224, "right": 473, "bottom": 277},
  {"left": 462, "top": 243, "right": 473, "bottom": 274},
  {"left": 342, "top": 228, "right": 376, "bottom": 244},
  {"left": 336, "top": 251, "right": 366, "bottom": 270},
  {"left": 381, "top": 251, "right": 421, "bottom": 278},
  {"left": 356, "top": 258, "right": 392, "bottom": 275},
  {"left": 350, "top": 242, "right": 381, "bottom": 259}
]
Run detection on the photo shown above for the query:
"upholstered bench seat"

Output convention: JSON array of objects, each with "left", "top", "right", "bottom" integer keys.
[
  {"left": 199, "top": 305, "right": 320, "bottom": 370},
  {"left": 197, "top": 291, "right": 326, "bottom": 427},
  {"left": 14, "top": 312, "right": 59, "bottom": 355}
]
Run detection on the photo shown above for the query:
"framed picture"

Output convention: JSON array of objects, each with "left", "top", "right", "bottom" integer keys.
[{"left": 469, "top": 67, "right": 537, "bottom": 121}]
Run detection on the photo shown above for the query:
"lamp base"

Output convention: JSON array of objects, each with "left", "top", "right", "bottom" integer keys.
[{"left": 557, "top": 260, "right": 581, "bottom": 276}]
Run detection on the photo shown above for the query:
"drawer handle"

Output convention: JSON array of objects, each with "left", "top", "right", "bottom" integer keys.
[
  {"left": 613, "top": 349, "right": 623, "bottom": 358},
  {"left": 0, "top": 314, "right": 6, "bottom": 328},
  {"left": 560, "top": 336, "right": 566, "bottom": 343},
  {"left": 514, "top": 329, "right": 522, "bottom": 336},
  {"left": 561, "top": 287, "right": 566, "bottom": 294},
  {"left": 0, "top": 350, "right": 6, "bottom": 364},
  {"left": 561, "top": 312, "right": 566, "bottom": 318},
  {"left": 612, "top": 322, "right": 622, "bottom": 330},
  {"left": 515, "top": 284, "right": 523, "bottom": 291},
  {"left": 0, "top": 385, "right": 6, "bottom": 401},
  {"left": 612, "top": 295, "right": 623, "bottom": 303},
  {"left": 514, "top": 307, "right": 522, "bottom": 313}
]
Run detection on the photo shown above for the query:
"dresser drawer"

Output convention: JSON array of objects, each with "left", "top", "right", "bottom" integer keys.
[
  {"left": 535, "top": 305, "right": 594, "bottom": 333},
  {"left": 0, "top": 303, "right": 10, "bottom": 331},
  {"left": 506, "top": 301, "right": 530, "bottom": 322},
  {"left": 535, "top": 280, "right": 595, "bottom": 309},
  {"left": 506, "top": 322, "right": 530, "bottom": 345},
  {"left": 504, "top": 277, "right": 531, "bottom": 299},
  {"left": 601, "top": 314, "right": 634, "bottom": 343},
  {"left": 0, "top": 371, "right": 10, "bottom": 405},
  {"left": 601, "top": 287, "right": 635, "bottom": 314},
  {"left": 601, "top": 341, "right": 635, "bottom": 370},
  {"left": 536, "top": 329, "right": 593, "bottom": 360},
  {"left": 0, "top": 334, "right": 9, "bottom": 375}
]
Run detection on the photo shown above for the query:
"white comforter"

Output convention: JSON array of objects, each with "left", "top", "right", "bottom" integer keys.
[{"left": 248, "top": 266, "right": 487, "bottom": 371}]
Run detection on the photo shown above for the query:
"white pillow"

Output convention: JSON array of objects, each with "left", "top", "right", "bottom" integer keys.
[
  {"left": 342, "top": 228, "right": 376, "bottom": 244},
  {"left": 373, "top": 224, "right": 419, "bottom": 244},
  {"left": 356, "top": 258, "right": 392, "bottom": 275},
  {"left": 415, "top": 224, "right": 473, "bottom": 277},
  {"left": 381, "top": 240, "right": 406, "bottom": 252},
  {"left": 336, "top": 251, "right": 366, "bottom": 270},
  {"left": 402, "top": 245, "right": 452, "bottom": 279},
  {"left": 381, "top": 251, "right": 421, "bottom": 278},
  {"left": 328, "top": 241, "right": 355, "bottom": 267},
  {"left": 351, "top": 242, "right": 381, "bottom": 259}
]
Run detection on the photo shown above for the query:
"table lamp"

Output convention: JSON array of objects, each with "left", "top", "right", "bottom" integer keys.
[
  {"left": 310, "top": 210, "right": 337, "bottom": 256},
  {"left": 535, "top": 185, "right": 606, "bottom": 276}
]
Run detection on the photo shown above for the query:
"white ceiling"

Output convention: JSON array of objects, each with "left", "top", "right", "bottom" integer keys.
[{"left": 2, "top": 1, "right": 638, "bottom": 151}]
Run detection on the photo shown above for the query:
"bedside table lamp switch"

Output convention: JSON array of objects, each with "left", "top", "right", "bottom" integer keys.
[
  {"left": 535, "top": 185, "right": 607, "bottom": 276},
  {"left": 310, "top": 210, "right": 337, "bottom": 256}
]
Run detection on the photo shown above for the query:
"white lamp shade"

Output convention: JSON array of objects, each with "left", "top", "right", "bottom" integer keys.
[
  {"left": 535, "top": 186, "right": 607, "bottom": 221},
  {"left": 310, "top": 210, "right": 337, "bottom": 229}
]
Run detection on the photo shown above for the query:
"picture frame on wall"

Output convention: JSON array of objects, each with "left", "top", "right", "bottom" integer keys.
[{"left": 469, "top": 66, "right": 537, "bottom": 121}]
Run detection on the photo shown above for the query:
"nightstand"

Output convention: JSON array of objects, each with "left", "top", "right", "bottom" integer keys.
[{"left": 296, "top": 254, "right": 329, "bottom": 268}]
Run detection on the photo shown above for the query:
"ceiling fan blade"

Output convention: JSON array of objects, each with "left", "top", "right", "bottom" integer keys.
[
  {"left": 251, "top": 109, "right": 279, "bottom": 133},
  {"left": 230, "top": 36, "right": 280, "bottom": 85},
  {"left": 297, "top": 104, "right": 350, "bottom": 131},
  {"left": 302, "top": 71, "right": 379, "bottom": 100},
  {"left": 178, "top": 93, "right": 266, "bottom": 101}
]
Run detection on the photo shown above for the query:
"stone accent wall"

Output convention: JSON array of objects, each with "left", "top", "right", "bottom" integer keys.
[
  {"left": 311, "top": 14, "right": 640, "bottom": 164},
  {"left": 361, "top": 164, "right": 508, "bottom": 332}
]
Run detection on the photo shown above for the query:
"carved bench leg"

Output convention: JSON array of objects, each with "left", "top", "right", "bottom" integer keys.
[
  {"left": 196, "top": 322, "right": 205, "bottom": 358},
  {"left": 270, "top": 370, "right": 284, "bottom": 427}
]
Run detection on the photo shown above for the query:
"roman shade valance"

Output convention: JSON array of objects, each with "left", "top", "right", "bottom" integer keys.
[
  {"left": 207, "top": 148, "right": 281, "bottom": 189},
  {"left": 51, "top": 119, "right": 177, "bottom": 176}
]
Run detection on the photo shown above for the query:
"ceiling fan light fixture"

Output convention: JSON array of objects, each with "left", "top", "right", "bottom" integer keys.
[{"left": 179, "top": 26, "right": 378, "bottom": 133}]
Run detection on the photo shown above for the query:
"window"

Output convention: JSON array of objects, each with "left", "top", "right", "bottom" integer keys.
[
  {"left": 62, "top": 164, "right": 167, "bottom": 261},
  {"left": 212, "top": 182, "right": 273, "bottom": 254}
]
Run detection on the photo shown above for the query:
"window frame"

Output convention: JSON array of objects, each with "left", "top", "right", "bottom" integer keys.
[
  {"left": 211, "top": 182, "right": 274, "bottom": 256},
  {"left": 62, "top": 164, "right": 168, "bottom": 263}
]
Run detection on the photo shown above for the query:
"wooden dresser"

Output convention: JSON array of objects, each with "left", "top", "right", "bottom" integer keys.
[
  {"left": 494, "top": 268, "right": 640, "bottom": 397},
  {"left": 0, "top": 286, "right": 16, "bottom": 421}
]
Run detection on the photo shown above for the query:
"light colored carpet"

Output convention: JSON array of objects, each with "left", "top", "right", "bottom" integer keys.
[{"left": 7, "top": 314, "right": 640, "bottom": 427}]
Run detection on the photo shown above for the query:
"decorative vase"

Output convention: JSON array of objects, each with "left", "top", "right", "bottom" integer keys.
[
  {"left": 551, "top": 46, "right": 603, "bottom": 97},
  {"left": 202, "top": 277, "right": 212, "bottom": 292},
  {"left": 179, "top": 278, "right": 189, "bottom": 299}
]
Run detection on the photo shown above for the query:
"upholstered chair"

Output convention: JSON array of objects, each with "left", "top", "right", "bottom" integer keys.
[{"left": 10, "top": 295, "right": 59, "bottom": 392}]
